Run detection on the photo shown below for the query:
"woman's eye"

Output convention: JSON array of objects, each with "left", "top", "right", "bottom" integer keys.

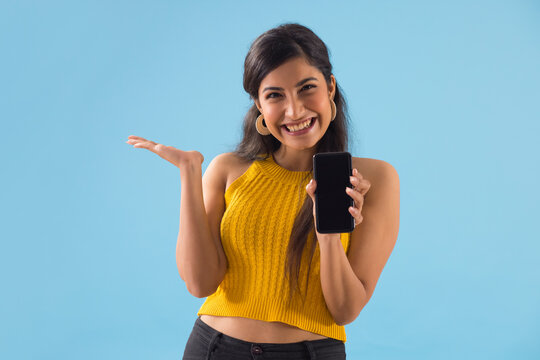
[{"left": 266, "top": 84, "right": 316, "bottom": 99}]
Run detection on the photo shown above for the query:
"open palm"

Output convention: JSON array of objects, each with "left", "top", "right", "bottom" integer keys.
[{"left": 125, "top": 135, "right": 204, "bottom": 168}]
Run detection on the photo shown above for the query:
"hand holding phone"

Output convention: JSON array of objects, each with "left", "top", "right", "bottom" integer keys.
[{"left": 312, "top": 151, "right": 355, "bottom": 233}]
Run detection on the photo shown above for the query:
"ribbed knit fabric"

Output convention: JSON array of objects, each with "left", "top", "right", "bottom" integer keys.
[{"left": 197, "top": 153, "right": 351, "bottom": 343}]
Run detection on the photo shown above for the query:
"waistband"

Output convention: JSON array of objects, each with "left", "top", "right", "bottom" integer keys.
[{"left": 193, "top": 316, "right": 343, "bottom": 353}]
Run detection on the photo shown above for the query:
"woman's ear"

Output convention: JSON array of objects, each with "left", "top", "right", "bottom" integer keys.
[
  {"left": 329, "top": 74, "right": 336, "bottom": 100},
  {"left": 254, "top": 98, "right": 262, "bottom": 113}
]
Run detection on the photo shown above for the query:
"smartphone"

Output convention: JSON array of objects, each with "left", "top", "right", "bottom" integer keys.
[{"left": 313, "top": 152, "right": 355, "bottom": 233}]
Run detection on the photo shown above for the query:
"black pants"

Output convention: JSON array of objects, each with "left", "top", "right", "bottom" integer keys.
[{"left": 182, "top": 316, "right": 346, "bottom": 360}]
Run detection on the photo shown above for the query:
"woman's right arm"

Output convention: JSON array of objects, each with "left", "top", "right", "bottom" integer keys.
[
  {"left": 177, "top": 154, "right": 228, "bottom": 298},
  {"left": 126, "top": 135, "right": 227, "bottom": 298}
]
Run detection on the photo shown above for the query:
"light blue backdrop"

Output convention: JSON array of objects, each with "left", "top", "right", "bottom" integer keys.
[{"left": 1, "top": 1, "right": 538, "bottom": 359}]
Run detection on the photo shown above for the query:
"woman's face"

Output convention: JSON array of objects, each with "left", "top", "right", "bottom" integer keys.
[{"left": 254, "top": 56, "right": 336, "bottom": 152}]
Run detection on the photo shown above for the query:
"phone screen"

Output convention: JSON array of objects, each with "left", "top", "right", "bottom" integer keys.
[{"left": 313, "top": 152, "right": 354, "bottom": 233}]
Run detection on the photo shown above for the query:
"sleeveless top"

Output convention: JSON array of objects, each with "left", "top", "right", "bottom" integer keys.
[{"left": 197, "top": 153, "right": 351, "bottom": 342}]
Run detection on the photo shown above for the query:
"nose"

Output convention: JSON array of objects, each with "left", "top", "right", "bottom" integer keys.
[{"left": 285, "top": 96, "right": 306, "bottom": 120}]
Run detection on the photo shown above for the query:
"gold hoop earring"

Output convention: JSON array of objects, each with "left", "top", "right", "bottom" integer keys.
[
  {"left": 330, "top": 99, "right": 337, "bottom": 121},
  {"left": 256, "top": 114, "right": 271, "bottom": 135}
]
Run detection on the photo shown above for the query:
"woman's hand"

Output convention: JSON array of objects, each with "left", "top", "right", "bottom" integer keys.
[
  {"left": 305, "top": 168, "right": 371, "bottom": 241},
  {"left": 125, "top": 135, "right": 204, "bottom": 168}
]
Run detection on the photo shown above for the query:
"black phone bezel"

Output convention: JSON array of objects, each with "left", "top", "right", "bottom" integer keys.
[{"left": 312, "top": 151, "right": 355, "bottom": 234}]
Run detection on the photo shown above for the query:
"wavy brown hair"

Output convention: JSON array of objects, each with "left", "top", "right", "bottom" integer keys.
[{"left": 231, "top": 23, "right": 351, "bottom": 306}]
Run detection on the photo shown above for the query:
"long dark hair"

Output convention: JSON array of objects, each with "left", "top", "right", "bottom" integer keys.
[{"left": 232, "top": 23, "right": 351, "bottom": 306}]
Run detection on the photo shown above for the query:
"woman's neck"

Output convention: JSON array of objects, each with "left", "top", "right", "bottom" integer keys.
[{"left": 272, "top": 147, "right": 315, "bottom": 172}]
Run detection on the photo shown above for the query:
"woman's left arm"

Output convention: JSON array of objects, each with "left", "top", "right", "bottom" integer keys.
[{"left": 306, "top": 160, "right": 400, "bottom": 326}]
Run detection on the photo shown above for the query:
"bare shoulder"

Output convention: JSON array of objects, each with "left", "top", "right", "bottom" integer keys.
[
  {"left": 352, "top": 157, "right": 399, "bottom": 185},
  {"left": 214, "top": 152, "right": 256, "bottom": 192},
  {"left": 218, "top": 152, "right": 255, "bottom": 171},
  {"left": 352, "top": 157, "right": 399, "bottom": 205}
]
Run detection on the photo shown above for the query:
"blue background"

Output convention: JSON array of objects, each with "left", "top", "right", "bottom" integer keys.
[{"left": 1, "top": 1, "right": 539, "bottom": 359}]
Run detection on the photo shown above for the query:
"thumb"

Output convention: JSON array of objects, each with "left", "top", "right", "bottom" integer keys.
[
  {"left": 306, "top": 179, "right": 317, "bottom": 219},
  {"left": 305, "top": 179, "right": 316, "bottom": 198}
]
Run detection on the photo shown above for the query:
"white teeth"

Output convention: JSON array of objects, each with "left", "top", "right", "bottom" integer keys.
[{"left": 286, "top": 118, "right": 313, "bottom": 132}]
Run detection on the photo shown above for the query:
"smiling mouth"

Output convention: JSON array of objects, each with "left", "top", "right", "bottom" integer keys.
[{"left": 282, "top": 117, "right": 316, "bottom": 133}]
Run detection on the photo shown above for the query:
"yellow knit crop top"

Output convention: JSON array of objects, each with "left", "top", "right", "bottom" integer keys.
[{"left": 197, "top": 153, "right": 351, "bottom": 342}]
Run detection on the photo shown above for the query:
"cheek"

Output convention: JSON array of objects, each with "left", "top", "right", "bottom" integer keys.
[
  {"left": 264, "top": 110, "right": 280, "bottom": 126},
  {"left": 308, "top": 93, "right": 329, "bottom": 110},
  {"left": 262, "top": 106, "right": 282, "bottom": 124}
]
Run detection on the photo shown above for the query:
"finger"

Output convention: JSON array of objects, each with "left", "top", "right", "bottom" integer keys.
[
  {"left": 127, "top": 135, "right": 148, "bottom": 141},
  {"left": 350, "top": 176, "right": 371, "bottom": 195},
  {"left": 128, "top": 140, "right": 152, "bottom": 149},
  {"left": 126, "top": 138, "right": 143, "bottom": 145},
  {"left": 345, "top": 186, "right": 364, "bottom": 205},
  {"left": 350, "top": 172, "right": 368, "bottom": 185},
  {"left": 353, "top": 168, "right": 363, "bottom": 179},
  {"left": 348, "top": 206, "right": 362, "bottom": 225},
  {"left": 306, "top": 180, "right": 317, "bottom": 217},
  {"left": 306, "top": 179, "right": 316, "bottom": 197},
  {"left": 128, "top": 136, "right": 158, "bottom": 147},
  {"left": 349, "top": 175, "right": 358, "bottom": 189},
  {"left": 127, "top": 138, "right": 160, "bottom": 149},
  {"left": 358, "top": 179, "right": 371, "bottom": 195},
  {"left": 349, "top": 174, "right": 365, "bottom": 189}
]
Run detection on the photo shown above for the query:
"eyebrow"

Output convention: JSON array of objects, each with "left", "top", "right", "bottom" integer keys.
[{"left": 262, "top": 77, "right": 318, "bottom": 93}]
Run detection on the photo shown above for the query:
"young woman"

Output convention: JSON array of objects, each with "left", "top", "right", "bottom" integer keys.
[{"left": 126, "top": 23, "right": 399, "bottom": 360}]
